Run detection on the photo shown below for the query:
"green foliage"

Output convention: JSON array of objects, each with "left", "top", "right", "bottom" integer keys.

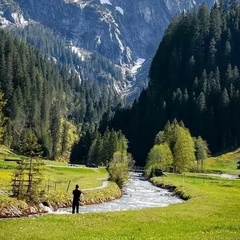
[
  {"left": 173, "top": 125, "right": 195, "bottom": 173},
  {"left": 110, "top": 2, "right": 240, "bottom": 165},
  {"left": 146, "top": 120, "right": 208, "bottom": 175},
  {"left": 88, "top": 129, "right": 129, "bottom": 167},
  {"left": 10, "top": 128, "right": 45, "bottom": 201},
  {"left": 87, "top": 129, "right": 132, "bottom": 188},
  {"left": 19, "top": 129, "right": 42, "bottom": 157},
  {"left": 145, "top": 143, "right": 173, "bottom": 176},
  {"left": 58, "top": 120, "right": 79, "bottom": 162},
  {"left": 12, "top": 158, "right": 45, "bottom": 202},
  {"left": 194, "top": 136, "right": 210, "bottom": 170},
  {"left": 88, "top": 132, "right": 103, "bottom": 165},
  {"left": 0, "top": 92, "right": 6, "bottom": 143},
  {"left": 0, "top": 29, "right": 120, "bottom": 161},
  {"left": 107, "top": 151, "right": 130, "bottom": 189}
]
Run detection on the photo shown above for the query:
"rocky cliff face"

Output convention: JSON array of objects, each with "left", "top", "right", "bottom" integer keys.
[{"left": 0, "top": 0, "right": 215, "bottom": 101}]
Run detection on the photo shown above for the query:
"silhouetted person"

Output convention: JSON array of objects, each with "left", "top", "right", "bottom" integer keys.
[{"left": 72, "top": 184, "right": 82, "bottom": 214}]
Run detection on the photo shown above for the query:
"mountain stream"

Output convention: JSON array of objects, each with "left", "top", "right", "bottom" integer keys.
[{"left": 54, "top": 173, "right": 184, "bottom": 214}]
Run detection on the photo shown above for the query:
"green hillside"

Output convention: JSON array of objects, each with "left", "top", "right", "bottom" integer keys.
[{"left": 204, "top": 148, "right": 240, "bottom": 174}]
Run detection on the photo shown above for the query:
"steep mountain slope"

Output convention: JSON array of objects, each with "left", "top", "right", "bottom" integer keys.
[
  {"left": 0, "top": 0, "right": 215, "bottom": 101},
  {"left": 109, "top": 2, "right": 240, "bottom": 165}
]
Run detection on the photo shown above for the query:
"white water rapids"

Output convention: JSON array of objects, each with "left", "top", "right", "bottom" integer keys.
[{"left": 54, "top": 173, "right": 184, "bottom": 214}]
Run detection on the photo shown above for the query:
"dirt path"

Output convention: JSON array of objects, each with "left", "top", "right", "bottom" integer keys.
[{"left": 83, "top": 178, "right": 109, "bottom": 191}]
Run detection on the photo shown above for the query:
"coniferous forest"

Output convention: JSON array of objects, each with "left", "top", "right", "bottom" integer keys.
[
  {"left": 1, "top": 1, "right": 240, "bottom": 167},
  {"left": 109, "top": 2, "right": 240, "bottom": 165},
  {"left": 0, "top": 30, "right": 117, "bottom": 161}
]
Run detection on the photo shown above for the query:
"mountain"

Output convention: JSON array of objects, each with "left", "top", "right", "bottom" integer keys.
[
  {"left": 0, "top": 0, "right": 215, "bottom": 102},
  {"left": 109, "top": 1, "right": 240, "bottom": 165}
]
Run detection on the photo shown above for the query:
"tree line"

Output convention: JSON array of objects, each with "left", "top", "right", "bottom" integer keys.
[{"left": 72, "top": 128, "right": 133, "bottom": 188}]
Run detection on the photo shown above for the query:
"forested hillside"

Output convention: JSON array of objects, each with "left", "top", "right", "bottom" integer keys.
[
  {"left": 108, "top": 1, "right": 240, "bottom": 165},
  {"left": 0, "top": 0, "right": 216, "bottom": 103},
  {"left": 10, "top": 23, "right": 125, "bottom": 94},
  {"left": 0, "top": 30, "right": 116, "bottom": 160}
]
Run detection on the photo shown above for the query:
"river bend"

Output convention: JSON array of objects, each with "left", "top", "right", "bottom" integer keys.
[{"left": 55, "top": 173, "right": 184, "bottom": 214}]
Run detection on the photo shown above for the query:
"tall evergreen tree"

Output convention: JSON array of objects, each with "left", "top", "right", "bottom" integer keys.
[{"left": 0, "top": 91, "right": 5, "bottom": 142}]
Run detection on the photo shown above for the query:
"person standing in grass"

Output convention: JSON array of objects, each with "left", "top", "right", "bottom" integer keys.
[{"left": 72, "top": 184, "right": 83, "bottom": 214}]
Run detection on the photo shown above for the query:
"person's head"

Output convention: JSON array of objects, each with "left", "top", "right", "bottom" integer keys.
[{"left": 75, "top": 184, "right": 79, "bottom": 189}]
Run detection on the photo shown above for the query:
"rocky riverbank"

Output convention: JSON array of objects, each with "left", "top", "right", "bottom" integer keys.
[{"left": 0, "top": 203, "right": 48, "bottom": 218}]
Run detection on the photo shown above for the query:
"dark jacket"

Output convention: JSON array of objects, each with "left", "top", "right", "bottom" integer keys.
[{"left": 72, "top": 189, "right": 82, "bottom": 202}]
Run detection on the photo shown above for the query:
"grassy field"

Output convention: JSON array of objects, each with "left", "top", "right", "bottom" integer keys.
[
  {"left": 0, "top": 159, "right": 108, "bottom": 193},
  {"left": 0, "top": 146, "right": 240, "bottom": 239},
  {"left": 0, "top": 143, "right": 108, "bottom": 193},
  {"left": 204, "top": 148, "right": 240, "bottom": 174},
  {"left": 0, "top": 173, "right": 239, "bottom": 240},
  {"left": 0, "top": 145, "right": 116, "bottom": 210}
]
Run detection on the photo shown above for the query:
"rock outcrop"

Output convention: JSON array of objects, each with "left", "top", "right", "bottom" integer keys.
[{"left": 0, "top": 0, "right": 215, "bottom": 101}]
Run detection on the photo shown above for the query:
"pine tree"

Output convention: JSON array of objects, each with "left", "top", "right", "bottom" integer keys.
[
  {"left": 210, "top": 3, "right": 222, "bottom": 41},
  {"left": 208, "top": 37, "right": 217, "bottom": 69},
  {"left": 88, "top": 133, "right": 103, "bottom": 165},
  {"left": 0, "top": 91, "right": 6, "bottom": 142},
  {"left": 15, "top": 128, "right": 43, "bottom": 200},
  {"left": 50, "top": 103, "right": 61, "bottom": 159}
]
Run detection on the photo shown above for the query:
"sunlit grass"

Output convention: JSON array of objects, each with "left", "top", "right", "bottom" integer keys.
[
  {"left": 0, "top": 146, "right": 110, "bottom": 208},
  {"left": 0, "top": 174, "right": 239, "bottom": 240},
  {"left": 0, "top": 145, "right": 240, "bottom": 239},
  {"left": 43, "top": 166, "right": 108, "bottom": 190},
  {"left": 204, "top": 148, "right": 240, "bottom": 173},
  {"left": 0, "top": 167, "right": 14, "bottom": 192},
  {"left": 0, "top": 152, "right": 109, "bottom": 192}
]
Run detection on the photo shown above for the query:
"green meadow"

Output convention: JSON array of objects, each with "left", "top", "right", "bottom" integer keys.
[
  {"left": 0, "top": 173, "right": 239, "bottom": 240},
  {"left": 0, "top": 146, "right": 240, "bottom": 239},
  {"left": 0, "top": 145, "right": 120, "bottom": 209},
  {"left": 0, "top": 145, "right": 108, "bottom": 192}
]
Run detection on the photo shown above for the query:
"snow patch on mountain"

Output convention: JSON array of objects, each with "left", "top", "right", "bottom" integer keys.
[
  {"left": 113, "top": 58, "right": 146, "bottom": 99},
  {"left": 141, "top": 7, "right": 153, "bottom": 23},
  {"left": 70, "top": 46, "right": 86, "bottom": 61},
  {"left": 11, "top": 13, "right": 28, "bottom": 26},
  {"left": 64, "top": 0, "right": 88, "bottom": 9},
  {"left": 100, "top": 0, "right": 112, "bottom": 5},
  {"left": 115, "top": 29, "right": 124, "bottom": 53},
  {"left": 0, "top": 12, "right": 10, "bottom": 27},
  {"left": 0, "top": 11, "right": 28, "bottom": 27},
  {"left": 116, "top": 6, "right": 124, "bottom": 15},
  {"left": 130, "top": 58, "right": 146, "bottom": 74}
]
